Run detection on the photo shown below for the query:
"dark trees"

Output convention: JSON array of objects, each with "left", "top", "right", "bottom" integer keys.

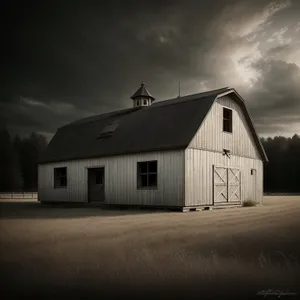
[
  {"left": 0, "top": 130, "right": 48, "bottom": 192},
  {"left": 261, "top": 134, "right": 300, "bottom": 193}
]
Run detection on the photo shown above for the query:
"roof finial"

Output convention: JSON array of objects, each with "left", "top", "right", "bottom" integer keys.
[{"left": 141, "top": 81, "right": 145, "bottom": 87}]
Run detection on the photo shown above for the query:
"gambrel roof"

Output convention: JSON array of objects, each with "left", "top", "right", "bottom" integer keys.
[{"left": 39, "top": 87, "right": 268, "bottom": 163}]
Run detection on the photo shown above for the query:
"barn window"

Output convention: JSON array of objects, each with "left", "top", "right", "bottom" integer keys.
[
  {"left": 54, "top": 167, "right": 67, "bottom": 188},
  {"left": 223, "top": 107, "right": 232, "bottom": 133},
  {"left": 137, "top": 161, "right": 157, "bottom": 189},
  {"left": 97, "top": 122, "right": 118, "bottom": 138}
]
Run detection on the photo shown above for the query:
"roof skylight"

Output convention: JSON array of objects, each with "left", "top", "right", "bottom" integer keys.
[{"left": 97, "top": 122, "right": 118, "bottom": 138}]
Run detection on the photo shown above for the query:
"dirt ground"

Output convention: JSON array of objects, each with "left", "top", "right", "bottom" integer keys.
[{"left": 1, "top": 196, "right": 300, "bottom": 299}]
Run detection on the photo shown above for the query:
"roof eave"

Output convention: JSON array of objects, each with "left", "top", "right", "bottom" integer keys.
[{"left": 38, "top": 145, "right": 187, "bottom": 165}]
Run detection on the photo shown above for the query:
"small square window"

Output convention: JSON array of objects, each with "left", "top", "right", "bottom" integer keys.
[{"left": 137, "top": 161, "right": 158, "bottom": 189}]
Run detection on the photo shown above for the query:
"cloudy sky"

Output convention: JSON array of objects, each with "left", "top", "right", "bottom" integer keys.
[{"left": 3, "top": 0, "right": 300, "bottom": 140}]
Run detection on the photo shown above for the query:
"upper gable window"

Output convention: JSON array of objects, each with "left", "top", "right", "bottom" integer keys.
[
  {"left": 223, "top": 107, "right": 232, "bottom": 133},
  {"left": 98, "top": 122, "right": 118, "bottom": 138}
]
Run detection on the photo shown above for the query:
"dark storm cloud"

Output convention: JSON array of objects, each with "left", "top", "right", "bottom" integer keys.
[
  {"left": 0, "top": 101, "right": 41, "bottom": 127},
  {"left": 244, "top": 57, "right": 300, "bottom": 135},
  {"left": 2, "top": 0, "right": 300, "bottom": 139}
]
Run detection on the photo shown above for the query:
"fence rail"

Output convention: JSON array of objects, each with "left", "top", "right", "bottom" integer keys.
[{"left": 0, "top": 192, "right": 38, "bottom": 199}]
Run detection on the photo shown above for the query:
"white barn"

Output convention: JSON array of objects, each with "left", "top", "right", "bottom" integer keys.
[{"left": 38, "top": 84, "right": 268, "bottom": 210}]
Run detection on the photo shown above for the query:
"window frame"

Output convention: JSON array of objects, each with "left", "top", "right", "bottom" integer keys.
[
  {"left": 54, "top": 167, "right": 67, "bottom": 188},
  {"left": 223, "top": 107, "right": 233, "bottom": 133},
  {"left": 137, "top": 160, "right": 158, "bottom": 189}
]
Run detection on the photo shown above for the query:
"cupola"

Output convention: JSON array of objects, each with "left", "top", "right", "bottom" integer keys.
[{"left": 131, "top": 82, "right": 155, "bottom": 107}]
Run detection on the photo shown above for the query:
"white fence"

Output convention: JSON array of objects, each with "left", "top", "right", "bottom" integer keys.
[{"left": 0, "top": 192, "right": 38, "bottom": 199}]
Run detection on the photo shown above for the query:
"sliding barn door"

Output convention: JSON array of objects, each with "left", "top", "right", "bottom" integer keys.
[
  {"left": 213, "top": 166, "right": 241, "bottom": 204},
  {"left": 213, "top": 166, "right": 228, "bottom": 203},
  {"left": 228, "top": 168, "right": 241, "bottom": 202}
]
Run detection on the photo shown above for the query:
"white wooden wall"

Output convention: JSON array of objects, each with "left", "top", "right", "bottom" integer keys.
[
  {"left": 189, "top": 95, "right": 262, "bottom": 160},
  {"left": 38, "top": 150, "right": 185, "bottom": 206},
  {"left": 185, "top": 94, "right": 264, "bottom": 207},
  {"left": 185, "top": 149, "right": 263, "bottom": 206}
]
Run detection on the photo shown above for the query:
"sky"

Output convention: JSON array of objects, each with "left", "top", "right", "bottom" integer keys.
[{"left": 3, "top": 0, "right": 300, "bottom": 141}]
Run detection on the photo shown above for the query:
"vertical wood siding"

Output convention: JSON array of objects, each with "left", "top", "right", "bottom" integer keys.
[
  {"left": 185, "top": 94, "right": 264, "bottom": 207},
  {"left": 185, "top": 149, "right": 263, "bottom": 206},
  {"left": 189, "top": 95, "right": 262, "bottom": 160},
  {"left": 38, "top": 150, "right": 185, "bottom": 206}
]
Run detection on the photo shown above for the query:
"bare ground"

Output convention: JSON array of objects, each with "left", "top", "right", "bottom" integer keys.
[{"left": 0, "top": 196, "right": 300, "bottom": 299}]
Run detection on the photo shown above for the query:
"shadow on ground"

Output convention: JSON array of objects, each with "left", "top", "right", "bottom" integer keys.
[{"left": 0, "top": 200, "right": 172, "bottom": 219}]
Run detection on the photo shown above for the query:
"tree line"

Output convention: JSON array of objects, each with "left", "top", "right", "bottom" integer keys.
[
  {"left": 0, "top": 128, "right": 48, "bottom": 192},
  {"left": 0, "top": 128, "right": 299, "bottom": 192},
  {"left": 261, "top": 134, "right": 300, "bottom": 193}
]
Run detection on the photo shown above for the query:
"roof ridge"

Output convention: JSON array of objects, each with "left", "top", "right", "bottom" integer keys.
[
  {"left": 161, "top": 87, "right": 230, "bottom": 102},
  {"left": 150, "top": 87, "right": 230, "bottom": 108}
]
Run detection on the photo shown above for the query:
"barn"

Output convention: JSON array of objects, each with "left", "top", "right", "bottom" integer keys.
[{"left": 38, "top": 84, "right": 268, "bottom": 210}]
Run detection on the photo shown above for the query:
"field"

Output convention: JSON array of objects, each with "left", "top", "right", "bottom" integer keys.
[{"left": 1, "top": 196, "right": 300, "bottom": 299}]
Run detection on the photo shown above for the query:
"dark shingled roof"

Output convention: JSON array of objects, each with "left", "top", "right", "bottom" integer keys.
[
  {"left": 39, "top": 87, "right": 268, "bottom": 164},
  {"left": 131, "top": 82, "right": 155, "bottom": 100}
]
